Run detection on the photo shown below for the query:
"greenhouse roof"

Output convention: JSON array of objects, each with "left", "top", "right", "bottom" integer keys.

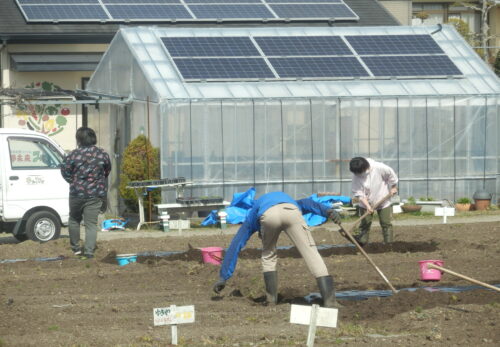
[{"left": 86, "top": 25, "right": 500, "bottom": 101}]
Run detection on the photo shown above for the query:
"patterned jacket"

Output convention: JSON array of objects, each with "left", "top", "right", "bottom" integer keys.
[{"left": 61, "top": 146, "right": 112, "bottom": 199}]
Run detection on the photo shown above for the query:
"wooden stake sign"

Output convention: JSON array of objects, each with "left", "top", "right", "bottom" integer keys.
[
  {"left": 290, "top": 304, "right": 338, "bottom": 347},
  {"left": 153, "top": 305, "right": 195, "bottom": 345}
]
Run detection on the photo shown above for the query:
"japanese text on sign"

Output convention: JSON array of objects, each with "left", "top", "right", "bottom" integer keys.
[{"left": 153, "top": 305, "right": 195, "bottom": 326}]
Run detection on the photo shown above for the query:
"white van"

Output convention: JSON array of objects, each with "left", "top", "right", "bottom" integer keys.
[{"left": 0, "top": 128, "right": 69, "bottom": 242}]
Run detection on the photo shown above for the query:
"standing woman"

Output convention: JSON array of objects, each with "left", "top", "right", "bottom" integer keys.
[{"left": 61, "top": 127, "right": 111, "bottom": 259}]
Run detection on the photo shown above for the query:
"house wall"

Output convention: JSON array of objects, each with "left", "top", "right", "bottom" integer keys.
[
  {"left": 0, "top": 43, "right": 107, "bottom": 150},
  {"left": 380, "top": 0, "right": 412, "bottom": 25}
]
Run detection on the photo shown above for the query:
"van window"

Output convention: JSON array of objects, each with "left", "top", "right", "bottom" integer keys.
[{"left": 8, "top": 138, "right": 63, "bottom": 170}]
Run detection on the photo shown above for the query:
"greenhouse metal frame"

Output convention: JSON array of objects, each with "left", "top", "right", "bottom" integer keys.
[{"left": 86, "top": 25, "right": 500, "bottom": 204}]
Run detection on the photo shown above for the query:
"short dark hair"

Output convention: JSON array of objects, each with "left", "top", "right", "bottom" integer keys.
[
  {"left": 76, "top": 127, "right": 97, "bottom": 147},
  {"left": 349, "top": 157, "right": 370, "bottom": 174}
]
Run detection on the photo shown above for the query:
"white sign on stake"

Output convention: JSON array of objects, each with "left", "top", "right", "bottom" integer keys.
[
  {"left": 435, "top": 207, "right": 455, "bottom": 224},
  {"left": 153, "top": 305, "right": 195, "bottom": 345},
  {"left": 290, "top": 304, "right": 338, "bottom": 347}
]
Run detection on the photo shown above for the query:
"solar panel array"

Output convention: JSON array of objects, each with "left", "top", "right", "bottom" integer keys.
[
  {"left": 15, "top": 0, "right": 359, "bottom": 22},
  {"left": 161, "top": 34, "right": 462, "bottom": 81}
]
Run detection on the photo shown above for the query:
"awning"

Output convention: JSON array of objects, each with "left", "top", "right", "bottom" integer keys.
[{"left": 10, "top": 53, "right": 103, "bottom": 72}]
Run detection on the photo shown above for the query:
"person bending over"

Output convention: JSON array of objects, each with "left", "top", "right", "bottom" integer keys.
[{"left": 213, "top": 191, "right": 342, "bottom": 308}]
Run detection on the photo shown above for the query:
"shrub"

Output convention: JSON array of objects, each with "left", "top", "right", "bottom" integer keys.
[
  {"left": 494, "top": 50, "right": 500, "bottom": 77},
  {"left": 119, "top": 135, "right": 161, "bottom": 215},
  {"left": 407, "top": 196, "right": 417, "bottom": 205},
  {"left": 456, "top": 197, "right": 472, "bottom": 204},
  {"left": 419, "top": 197, "right": 435, "bottom": 201}
]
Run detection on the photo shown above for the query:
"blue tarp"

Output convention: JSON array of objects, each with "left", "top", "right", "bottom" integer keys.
[
  {"left": 202, "top": 188, "right": 351, "bottom": 227},
  {"left": 303, "top": 193, "right": 351, "bottom": 226}
]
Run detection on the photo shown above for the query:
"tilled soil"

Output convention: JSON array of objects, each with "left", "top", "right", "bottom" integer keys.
[{"left": 0, "top": 221, "right": 499, "bottom": 346}]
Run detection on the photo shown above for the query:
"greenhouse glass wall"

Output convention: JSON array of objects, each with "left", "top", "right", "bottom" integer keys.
[
  {"left": 86, "top": 26, "right": 500, "bottom": 206},
  {"left": 161, "top": 96, "right": 499, "bottom": 202}
]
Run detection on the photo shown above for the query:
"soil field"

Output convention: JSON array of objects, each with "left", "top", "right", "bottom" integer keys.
[{"left": 0, "top": 220, "right": 499, "bottom": 346}]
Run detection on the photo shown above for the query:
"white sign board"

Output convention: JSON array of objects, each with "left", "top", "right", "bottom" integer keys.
[
  {"left": 435, "top": 207, "right": 455, "bottom": 217},
  {"left": 435, "top": 207, "right": 455, "bottom": 223},
  {"left": 153, "top": 305, "right": 195, "bottom": 326},
  {"left": 290, "top": 304, "right": 338, "bottom": 328}
]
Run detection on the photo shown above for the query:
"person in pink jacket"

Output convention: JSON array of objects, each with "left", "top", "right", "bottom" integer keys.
[{"left": 349, "top": 157, "right": 398, "bottom": 246}]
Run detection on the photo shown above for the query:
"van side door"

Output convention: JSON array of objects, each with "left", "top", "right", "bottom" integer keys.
[{"left": 3, "top": 136, "right": 69, "bottom": 221}]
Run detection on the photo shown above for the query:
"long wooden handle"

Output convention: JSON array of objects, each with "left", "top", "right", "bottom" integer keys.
[
  {"left": 427, "top": 264, "right": 500, "bottom": 293},
  {"left": 339, "top": 226, "right": 398, "bottom": 293},
  {"left": 335, "top": 192, "right": 397, "bottom": 293},
  {"left": 348, "top": 192, "right": 394, "bottom": 233}
]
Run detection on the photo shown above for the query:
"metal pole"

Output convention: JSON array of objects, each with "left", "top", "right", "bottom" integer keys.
[{"left": 146, "top": 96, "right": 152, "bottom": 223}]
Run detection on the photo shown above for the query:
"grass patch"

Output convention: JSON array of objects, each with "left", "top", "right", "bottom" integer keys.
[
  {"left": 336, "top": 322, "right": 365, "bottom": 337},
  {"left": 48, "top": 325, "right": 59, "bottom": 331}
]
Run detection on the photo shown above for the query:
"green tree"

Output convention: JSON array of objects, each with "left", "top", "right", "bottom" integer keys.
[{"left": 119, "top": 135, "right": 161, "bottom": 217}]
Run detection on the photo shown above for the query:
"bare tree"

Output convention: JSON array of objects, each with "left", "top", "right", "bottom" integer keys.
[{"left": 456, "top": 1, "right": 498, "bottom": 63}]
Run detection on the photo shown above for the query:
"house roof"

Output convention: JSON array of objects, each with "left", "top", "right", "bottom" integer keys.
[
  {"left": 0, "top": 0, "right": 399, "bottom": 43},
  {"left": 86, "top": 25, "right": 500, "bottom": 101}
]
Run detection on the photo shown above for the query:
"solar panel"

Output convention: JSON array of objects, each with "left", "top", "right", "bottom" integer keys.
[
  {"left": 162, "top": 37, "right": 260, "bottom": 57},
  {"left": 185, "top": 0, "right": 261, "bottom": 3},
  {"left": 161, "top": 33, "right": 462, "bottom": 81},
  {"left": 266, "top": 0, "right": 342, "bottom": 2},
  {"left": 18, "top": 0, "right": 99, "bottom": 3},
  {"left": 22, "top": 5, "right": 108, "bottom": 20},
  {"left": 269, "top": 57, "right": 369, "bottom": 78},
  {"left": 346, "top": 35, "right": 444, "bottom": 55},
  {"left": 106, "top": 5, "right": 192, "bottom": 19},
  {"left": 102, "top": 0, "right": 179, "bottom": 3},
  {"left": 362, "top": 55, "right": 462, "bottom": 77},
  {"left": 16, "top": 0, "right": 358, "bottom": 22},
  {"left": 189, "top": 5, "right": 274, "bottom": 19},
  {"left": 269, "top": 4, "right": 357, "bottom": 19},
  {"left": 172, "top": 58, "right": 275, "bottom": 80},
  {"left": 254, "top": 36, "right": 352, "bottom": 56}
]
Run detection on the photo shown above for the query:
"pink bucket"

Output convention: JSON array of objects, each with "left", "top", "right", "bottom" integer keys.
[
  {"left": 201, "top": 247, "right": 224, "bottom": 265},
  {"left": 418, "top": 260, "right": 444, "bottom": 281}
]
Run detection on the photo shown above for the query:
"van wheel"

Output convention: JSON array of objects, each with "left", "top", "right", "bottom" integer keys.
[{"left": 25, "top": 211, "right": 61, "bottom": 242}]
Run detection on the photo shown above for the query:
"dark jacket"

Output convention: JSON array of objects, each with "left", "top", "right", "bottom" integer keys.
[{"left": 61, "top": 145, "right": 111, "bottom": 199}]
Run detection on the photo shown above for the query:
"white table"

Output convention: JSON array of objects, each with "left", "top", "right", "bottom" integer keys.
[
  {"left": 156, "top": 201, "right": 230, "bottom": 233},
  {"left": 156, "top": 201, "right": 230, "bottom": 218},
  {"left": 127, "top": 181, "right": 192, "bottom": 231}
]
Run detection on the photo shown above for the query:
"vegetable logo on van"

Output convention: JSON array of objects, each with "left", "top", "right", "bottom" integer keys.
[{"left": 15, "top": 81, "right": 70, "bottom": 136}]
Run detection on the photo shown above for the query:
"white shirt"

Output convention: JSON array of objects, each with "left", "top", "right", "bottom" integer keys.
[{"left": 351, "top": 158, "right": 398, "bottom": 209}]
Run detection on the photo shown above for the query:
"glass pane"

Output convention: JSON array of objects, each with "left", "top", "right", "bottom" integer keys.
[{"left": 9, "top": 138, "right": 62, "bottom": 169}]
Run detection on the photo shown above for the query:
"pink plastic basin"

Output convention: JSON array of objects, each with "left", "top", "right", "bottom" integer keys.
[
  {"left": 201, "top": 247, "right": 224, "bottom": 265},
  {"left": 418, "top": 260, "right": 444, "bottom": 281}
]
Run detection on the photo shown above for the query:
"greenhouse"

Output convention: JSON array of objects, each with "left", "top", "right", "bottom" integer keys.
[{"left": 86, "top": 25, "right": 500, "bottom": 205}]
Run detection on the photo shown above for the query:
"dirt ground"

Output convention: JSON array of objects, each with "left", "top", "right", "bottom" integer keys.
[{"left": 0, "top": 218, "right": 499, "bottom": 346}]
